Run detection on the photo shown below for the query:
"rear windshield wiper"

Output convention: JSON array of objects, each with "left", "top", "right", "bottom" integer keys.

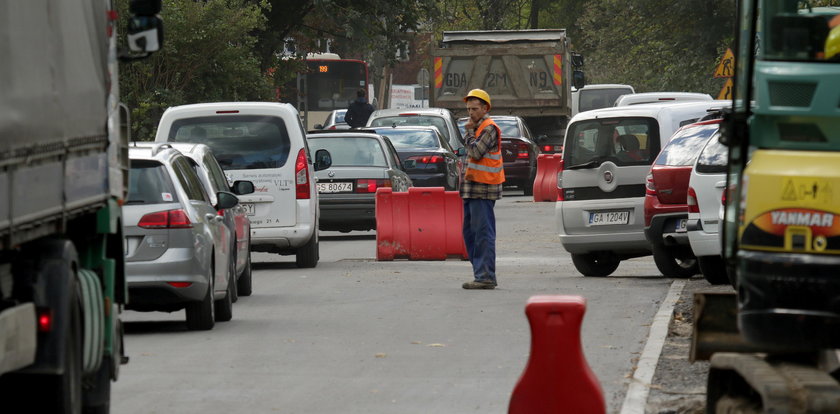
[{"left": 565, "top": 158, "right": 602, "bottom": 170}]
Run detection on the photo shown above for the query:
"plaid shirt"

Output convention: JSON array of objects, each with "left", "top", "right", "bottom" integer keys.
[{"left": 460, "top": 115, "right": 503, "bottom": 200}]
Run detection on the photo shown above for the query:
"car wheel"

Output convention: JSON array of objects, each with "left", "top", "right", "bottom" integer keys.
[
  {"left": 237, "top": 251, "right": 253, "bottom": 296},
  {"left": 186, "top": 262, "right": 215, "bottom": 331},
  {"left": 215, "top": 261, "right": 234, "bottom": 322},
  {"left": 698, "top": 255, "right": 730, "bottom": 285},
  {"left": 571, "top": 252, "right": 620, "bottom": 277},
  {"left": 228, "top": 250, "right": 238, "bottom": 303},
  {"left": 295, "top": 231, "right": 319, "bottom": 268},
  {"left": 523, "top": 169, "right": 535, "bottom": 196},
  {"left": 652, "top": 244, "right": 698, "bottom": 278}
]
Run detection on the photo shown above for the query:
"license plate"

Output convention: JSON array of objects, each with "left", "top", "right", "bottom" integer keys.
[
  {"left": 589, "top": 211, "right": 630, "bottom": 226},
  {"left": 675, "top": 219, "right": 688, "bottom": 233},
  {"left": 242, "top": 203, "right": 255, "bottom": 216},
  {"left": 317, "top": 182, "right": 353, "bottom": 193}
]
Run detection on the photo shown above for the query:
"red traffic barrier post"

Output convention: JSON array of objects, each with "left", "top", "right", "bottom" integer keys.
[
  {"left": 533, "top": 154, "right": 548, "bottom": 202},
  {"left": 508, "top": 295, "right": 605, "bottom": 414},
  {"left": 443, "top": 189, "right": 468, "bottom": 259},
  {"left": 408, "top": 187, "right": 447, "bottom": 260},
  {"left": 375, "top": 187, "right": 410, "bottom": 261},
  {"left": 534, "top": 154, "right": 562, "bottom": 202}
]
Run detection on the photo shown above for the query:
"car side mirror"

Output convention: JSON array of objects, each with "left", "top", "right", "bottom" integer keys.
[
  {"left": 454, "top": 147, "right": 467, "bottom": 157},
  {"left": 314, "top": 149, "right": 332, "bottom": 171},
  {"left": 314, "top": 124, "right": 324, "bottom": 130},
  {"left": 231, "top": 180, "right": 254, "bottom": 195},
  {"left": 571, "top": 52, "right": 584, "bottom": 68},
  {"left": 215, "top": 191, "right": 239, "bottom": 210}
]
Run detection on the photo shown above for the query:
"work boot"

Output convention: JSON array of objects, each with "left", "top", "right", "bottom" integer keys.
[{"left": 462, "top": 280, "right": 496, "bottom": 290}]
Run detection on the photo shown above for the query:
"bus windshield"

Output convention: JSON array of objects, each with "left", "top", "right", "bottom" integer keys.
[{"left": 286, "top": 60, "right": 368, "bottom": 111}]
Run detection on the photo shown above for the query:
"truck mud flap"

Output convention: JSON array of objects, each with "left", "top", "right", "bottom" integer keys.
[{"left": 0, "top": 303, "right": 37, "bottom": 375}]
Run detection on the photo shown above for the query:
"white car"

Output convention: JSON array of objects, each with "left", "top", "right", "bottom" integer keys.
[
  {"left": 155, "top": 102, "right": 331, "bottom": 268},
  {"left": 686, "top": 131, "right": 730, "bottom": 285},
  {"left": 614, "top": 92, "right": 713, "bottom": 107}
]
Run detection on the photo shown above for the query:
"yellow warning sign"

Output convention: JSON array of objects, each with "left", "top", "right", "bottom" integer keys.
[
  {"left": 717, "top": 78, "right": 733, "bottom": 100},
  {"left": 714, "top": 48, "right": 735, "bottom": 78}
]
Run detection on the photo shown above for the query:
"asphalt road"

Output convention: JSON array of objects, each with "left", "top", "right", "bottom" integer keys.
[{"left": 113, "top": 193, "right": 674, "bottom": 413}]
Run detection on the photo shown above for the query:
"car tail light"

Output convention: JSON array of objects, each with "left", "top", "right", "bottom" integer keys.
[
  {"left": 556, "top": 159, "right": 565, "bottom": 201},
  {"left": 645, "top": 173, "right": 656, "bottom": 195},
  {"left": 356, "top": 179, "right": 391, "bottom": 193},
  {"left": 408, "top": 155, "right": 444, "bottom": 164},
  {"left": 687, "top": 187, "right": 700, "bottom": 214},
  {"left": 517, "top": 143, "right": 529, "bottom": 159},
  {"left": 138, "top": 209, "right": 192, "bottom": 229},
  {"left": 328, "top": 125, "right": 337, "bottom": 130},
  {"left": 167, "top": 282, "right": 193, "bottom": 288},
  {"left": 543, "top": 145, "right": 552, "bottom": 152},
  {"left": 295, "top": 148, "right": 310, "bottom": 199},
  {"left": 37, "top": 308, "right": 53, "bottom": 333}
]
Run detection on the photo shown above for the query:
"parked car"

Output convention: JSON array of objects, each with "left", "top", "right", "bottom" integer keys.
[
  {"left": 366, "top": 107, "right": 465, "bottom": 154},
  {"left": 555, "top": 100, "right": 730, "bottom": 277},
  {"left": 306, "top": 131, "right": 412, "bottom": 232},
  {"left": 314, "top": 109, "right": 350, "bottom": 130},
  {"left": 370, "top": 126, "right": 462, "bottom": 191},
  {"left": 457, "top": 116, "right": 540, "bottom": 195},
  {"left": 125, "top": 144, "right": 239, "bottom": 330},
  {"left": 643, "top": 119, "right": 722, "bottom": 278},
  {"left": 687, "top": 131, "right": 731, "bottom": 285},
  {"left": 165, "top": 142, "right": 256, "bottom": 297},
  {"left": 613, "top": 92, "right": 713, "bottom": 107},
  {"left": 154, "top": 102, "right": 331, "bottom": 268}
]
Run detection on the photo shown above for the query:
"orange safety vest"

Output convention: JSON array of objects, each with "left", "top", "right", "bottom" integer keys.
[{"left": 464, "top": 118, "right": 505, "bottom": 185}]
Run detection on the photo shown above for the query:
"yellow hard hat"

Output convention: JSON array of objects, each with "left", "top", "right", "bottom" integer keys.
[
  {"left": 463, "top": 89, "right": 492, "bottom": 110},
  {"left": 826, "top": 25, "right": 840, "bottom": 60}
]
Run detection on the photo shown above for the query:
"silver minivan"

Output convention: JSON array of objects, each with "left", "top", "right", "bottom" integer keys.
[{"left": 555, "top": 101, "right": 729, "bottom": 277}]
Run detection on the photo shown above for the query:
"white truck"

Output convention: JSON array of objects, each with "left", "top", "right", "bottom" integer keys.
[
  {"left": 570, "top": 84, "right": 635, "bottom": 116},
  {"left": 0, "top": 1, "right": 162, "bottom": 412}
]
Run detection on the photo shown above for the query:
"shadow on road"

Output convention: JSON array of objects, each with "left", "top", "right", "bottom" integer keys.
[
  {"left": 319, "top": 234, "right": 376, "bottom": 241},
  {"left": 252, "top": 261, "right": 299, "bottom": 270},
  {"left": 124, "top": 320, "right": 188, "bottom": 334}
]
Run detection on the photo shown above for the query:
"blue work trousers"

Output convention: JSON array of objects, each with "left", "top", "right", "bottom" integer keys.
[{"left": 462, "top": 198, "right": 497, "bottom": 283}]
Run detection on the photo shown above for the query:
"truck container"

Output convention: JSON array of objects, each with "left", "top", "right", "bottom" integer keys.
[{"left": 0, "top": 0, "right": 162, "bottom": 412}]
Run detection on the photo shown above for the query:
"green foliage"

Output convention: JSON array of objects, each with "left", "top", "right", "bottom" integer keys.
[{"left": 119, "top": 0, "right": 272, "bottom": 140}]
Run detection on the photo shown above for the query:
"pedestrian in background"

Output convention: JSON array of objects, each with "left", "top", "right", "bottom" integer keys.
[
  {"left": 460, "top": 89, "right": 505, "bottom": 290},
  {"left": 345, "top": 88, "right": 374, "bottom": 128}
]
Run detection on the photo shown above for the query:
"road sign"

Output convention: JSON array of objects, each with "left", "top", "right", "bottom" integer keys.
[
  {"left": 417, "top": 68, "right": 430, "bottom": 86},
  {"left": 717, "top": 78, "right": 733, "bottom": 100},
  {"left": 714, "top": 48, "right": 735, "bottom": 78}
]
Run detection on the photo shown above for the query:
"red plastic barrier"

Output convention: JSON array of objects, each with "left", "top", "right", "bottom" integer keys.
[
  {"left": 375, "top": 187, "right": 467, "bottom": 261},
  {"left": 508, "top": 295, "right": 605, "bottom": 414},
  {"left": 533, "top": 154, "right": 563, "bottom": 202}
]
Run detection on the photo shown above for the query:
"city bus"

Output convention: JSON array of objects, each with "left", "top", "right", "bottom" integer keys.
[{"left": 280, "top": 53, "right": 370, "bottom": 130}]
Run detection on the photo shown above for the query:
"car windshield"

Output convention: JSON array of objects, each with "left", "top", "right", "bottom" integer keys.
[
  {"left": 126, "top": 160, "right": 178, "bottom": 205},
  {"left": 333, "top": 111, "right": 346, "bottom": 124},
  {"left": 654, "top": 123, "right": 720, "bottom": 166},
  {"left": 307, "top": 137, "right": 387, "bottom": 167},
  {"left": 168, "top": 115, "right": 291, "bottom": 171},
  {"left": 374, "top": 129, "right": 439, "bottom": 149},
  {"left": 369, "top": 115, "right": 450, "bottom": 144},
  {"left": 564, "top": 117, "right": 660, "bottom": 167},
  {"left": 695, "top": 132, "right": 728, "bottom": 174}
]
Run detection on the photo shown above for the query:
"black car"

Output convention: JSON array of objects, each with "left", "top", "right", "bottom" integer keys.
[
  {"left": 370, "top": 126, "right": 462, "bottom": 191},
  {"left": 457, "top": 116, "right": 540, "bottom": 195}
]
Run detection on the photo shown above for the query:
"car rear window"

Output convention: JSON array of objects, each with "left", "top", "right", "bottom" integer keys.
[
  {"left": 492, "top": 119, "right": 522, "bottom": 138},
  {"left": 695, "top": 132, "right": 728, "bottom": 174},
  {"left": 307, "top": 137, "right": 387, "bottom": 167},
  {"left": 369, "top": 115, "right": 450, "bottom": 144},
  {"left": 168, "top": 115, "right": 291, "bottom": 171},
  {"left": 654, "top": 123, "right": 720, "bottom": 166},
  {"left": 374, "top": 129, "right": 439, "bottom": 149},
  {"left": 564, "top": 117, "right": 660, "bottom": 168},
  {"left": 127, "top": 160, "right": 178, "bottom": 205}
]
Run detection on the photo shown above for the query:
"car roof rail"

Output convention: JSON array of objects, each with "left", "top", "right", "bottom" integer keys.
[
  {"left": 151, "top": 143, "right": 174, "bottom": 157},
  {"left": 306, "top": 128, "right": 380, "bottom": 135}
]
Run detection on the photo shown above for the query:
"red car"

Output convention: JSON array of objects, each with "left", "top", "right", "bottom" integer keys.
[{"left": 643, "top": 118, "right": 721, "bottom": 277}]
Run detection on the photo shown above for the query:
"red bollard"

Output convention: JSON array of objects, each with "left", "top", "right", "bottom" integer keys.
[
  {"left": 508, "top": 295, "right": 605, "bottom": 414},
  {"left": 375, "top": 188, "right": 410, "bottom": 261},
  {"left": 408, "top": 187, "right": 447, "bottom": 260},
  {"left": 534, "top": 155, "right": 562, "bottom": 202}
]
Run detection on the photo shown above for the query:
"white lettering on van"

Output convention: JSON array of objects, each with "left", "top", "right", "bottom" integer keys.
[{"left": 770, "top": 211, "right": 834, "bottom": 227}]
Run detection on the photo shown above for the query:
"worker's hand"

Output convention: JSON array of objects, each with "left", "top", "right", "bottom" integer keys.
[{"left": 465, "top": 119, "right": 476, "bottom": 131}]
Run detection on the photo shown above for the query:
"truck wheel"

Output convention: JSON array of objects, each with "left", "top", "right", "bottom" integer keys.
[
  {"left": 237, "top": 252, "right": 253, "bottom": 297},
  {"left": 295, "top": 231, "right": 319, "bottom": 268},
  {"left": 55, "top": 281, "right": 84, "bottom": 414},
  {"left": 82, "top": 356, "right": 112, "bottom": 414},
  {"left": 652, "top": 244, "right": 698, "bottom": 278},
  {"left": 186, "top": 264, "right": 215, "bottom": 331},
  {"left": 571, "top": 252, "right": 620, "bottom": 277},
  {"left": 214, "top": 263, "right": 234, "bottom": 322},
  {"left": 715, "top": 395, "right": 761, "bottom": 414},
  {"left": 698, "top": 255, "right": 729, "bottom": 285}
]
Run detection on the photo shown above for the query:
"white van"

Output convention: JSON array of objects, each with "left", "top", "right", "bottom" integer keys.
[
  {"left": 155, "top": 102, "right": 329, "bottom": 268},
  {"left": 555, "top": 100, "right": 730, "bottom": 277},
  {"left": 613, "top": 92, "right": 712, "bottom": 107}
]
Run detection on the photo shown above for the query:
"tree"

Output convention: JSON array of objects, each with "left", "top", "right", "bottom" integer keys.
[{"left": 119, "top": 0, "right": 272, "bottom": 139}]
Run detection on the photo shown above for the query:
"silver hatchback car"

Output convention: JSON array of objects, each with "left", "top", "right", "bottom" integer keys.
[{"left": 125, "top": 144, "right": 239, "bottom": 330}]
